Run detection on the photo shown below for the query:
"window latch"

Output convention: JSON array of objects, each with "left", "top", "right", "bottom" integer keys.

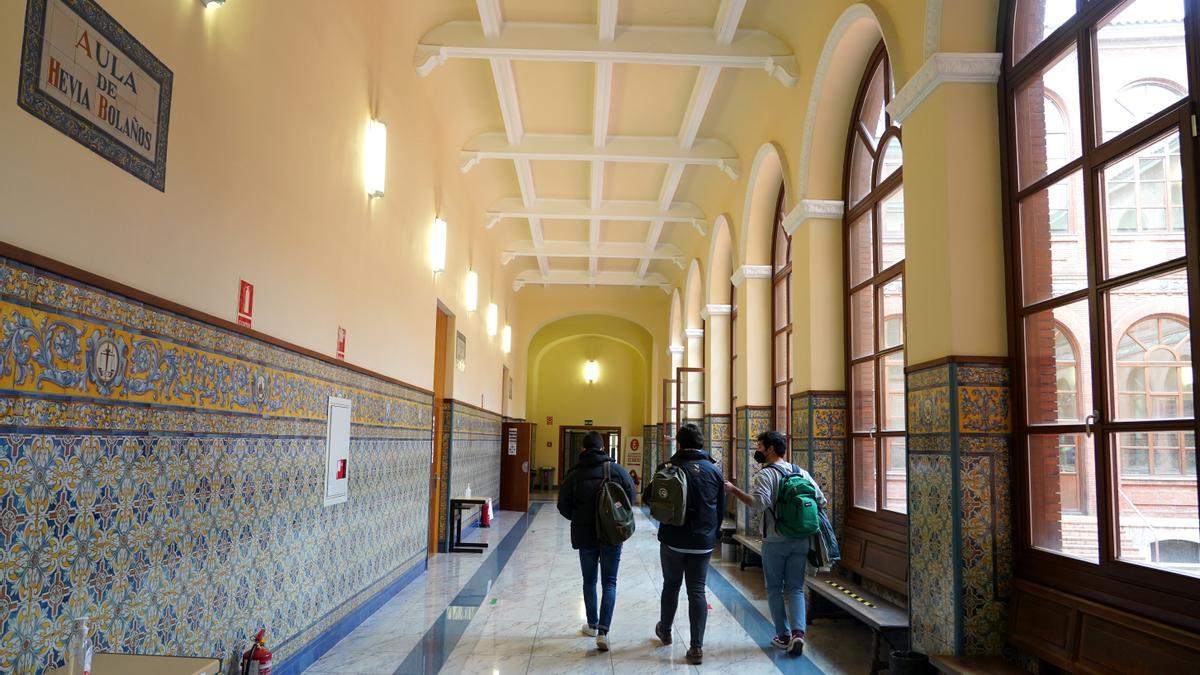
[{"left": 1084, "top": 411, "right": 1098, "bottom": 438}]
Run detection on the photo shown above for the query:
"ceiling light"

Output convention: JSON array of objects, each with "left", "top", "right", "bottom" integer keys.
[
  {"left": 501, "top": 325, "right": 512, "bottom": 354},
  {"left": 465, "top": 271, "right": 479, "bottom": 312},
  {"left": 201, "top": 0, "right": 224, "bottom": 7},
  {"left": 583, "top": 360, "right": 600, "bottom": 384},
  {"left": 364, "top": 119, "right": 387, "bottom": 198},
  {"left": 430, "top": 218, "right": 447, "bottom": 273},
  {"left": 486, "top": 303, "right": 498, "bottom": 337}
]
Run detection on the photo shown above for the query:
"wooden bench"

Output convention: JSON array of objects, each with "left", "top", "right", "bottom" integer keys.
[
  {"left": 930, "top": 655, "right": 1028, "bottom": 675},
  {"left": 732, "top": 533, "right": 763, "bottom": 570},
  {"left": 806, "top": 572, "right": 909, "bottom": 674}
]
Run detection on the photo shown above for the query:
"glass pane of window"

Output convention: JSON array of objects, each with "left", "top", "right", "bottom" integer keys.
[
  {"left": 854, "top": 438, "right": 878, "bottom": 511},
  {"left": 859, "top": 59, "right": 887, "bottom": 145},
  {"left": 882, "top": 351, "right": 906, "bottom": 432},
  {"left": 1096, "top": 0, "right": 1187, "bottom": 142},
  {"left": 850, "top": 287, "right": 875, "bottom": 359},
  {"left": 774, "top": 277, "right": 789, "bottom": 332},
  {"left": 879, "top": 187, "right": 905, "bottom": 270},
  {"left": 774, "top": 331, "right": 789, "bottom": 384},
  {"left": 1020, "top": 170, "right": 1086, "bottom": 305},
  {"left": 1026, "top": 301, "right": 1092, "bottom": 424},
  {"left": 775, "top": 384, "right": 789, "bottom": 433},
  {"left": 1103, "top": 132, "right": 1186, "bottom": 278},
  {"left": 1013, "top": 0, "right": 1076, "bottom": 63},
  {"left": 883, "top": 437, "right": 907, "bottom": 514},
  {"left": 851, "top": 361, "right": 876, "bottom": 432},
  {"left": 1029, "top": 433, "right": 1099, "bottom": 562},
  {"left": 849, "top": 214, "right": 874, "bottom": 287},
  {"left": 1015, "top": 47, "right": 1081, "bottom": 190},
  {"left": 1107, "top": 273, "right": 1193, "bottom": 422},
  {"left": 879, "top": 277, "right": 904, "bottom": 350},
  {"left": 774, "top": 223, "right": 790, "bottom": 273},
  {"left": 849, "top": 137, "right": 875, "bottom": 207},
  {"left": 1113, "top": 430, "right": 1200, "bottom": 577},
  {"left": 879, "top": 137, "right": 903, "bottom": 183}
]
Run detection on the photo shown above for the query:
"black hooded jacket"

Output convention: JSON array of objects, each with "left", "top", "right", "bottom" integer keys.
[
  {"left": 557, "top": 449, "right": 636, "bottom": 549},
  {"left": 643, "top": 448, "right": 726, "bottom": 551}
]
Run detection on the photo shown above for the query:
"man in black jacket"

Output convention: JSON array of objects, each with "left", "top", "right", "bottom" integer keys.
[
  {"left": 643, "top": 423, "right": 725, "bottom": 665},
  {"left": 556, "top": 431, "right": 636, "bottom": 652}
]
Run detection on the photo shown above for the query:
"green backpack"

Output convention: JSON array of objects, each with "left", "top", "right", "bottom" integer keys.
[
  {"left": 765, "top": 464, "right": 821, "bottom": 538},
  {"left": 646, "top": 462, "right": 688, "bottom": 526},
  {"left": 596, "top": 462, "right": 636, "bottom": 546}
]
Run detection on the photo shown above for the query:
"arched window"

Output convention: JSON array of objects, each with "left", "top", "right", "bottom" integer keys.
[
  {"left": 1003, "top": 0, "right": 1200, "bottom": 621},
  {"left": 730, "top": 280, "right": 738, "bottom": 484},
  {"left": 845, "top": 43, "right": 907, "bottom": 531},
  {"left": 772, "top": 184, "right": 792, "bottom": 439}
]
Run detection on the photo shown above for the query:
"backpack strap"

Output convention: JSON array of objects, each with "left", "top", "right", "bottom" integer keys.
[
  {"left": 603, "top": 461, "right": 611, "bottom": 482},
  {"left": 761, "top": 463, "right": 794, "bottom": 536}
]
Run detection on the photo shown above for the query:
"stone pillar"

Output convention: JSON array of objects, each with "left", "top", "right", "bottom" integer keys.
[{"left": 792, "top": 391, "right": 848, "bottom": 536}]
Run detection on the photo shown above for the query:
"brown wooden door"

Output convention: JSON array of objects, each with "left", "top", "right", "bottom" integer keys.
[
  {"left": 500, "top": 422, "right": 534, "bottom": 512},
  {"left": 428, "top": 307, "right": 450, "bottom": 555}
]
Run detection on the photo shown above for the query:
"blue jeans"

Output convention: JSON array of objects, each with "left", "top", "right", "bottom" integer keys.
[
  {"left": 579, "top": 546, "right": 622, "bottom": 632},
  {"left": 761, "top": 537, "right": 810, "bottom": 636}
]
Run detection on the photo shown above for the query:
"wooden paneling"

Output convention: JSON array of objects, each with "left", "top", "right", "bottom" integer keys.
[{"left": 841, "top": 525, "right": 908, "bottom": 594}]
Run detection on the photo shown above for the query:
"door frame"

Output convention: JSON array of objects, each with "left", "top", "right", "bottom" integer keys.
[
  {"left": 558, "top": 425, "right": 622, "bottom": 484},
  {"left": 428, "top": 305, "right": 452, "bottom": 556}
]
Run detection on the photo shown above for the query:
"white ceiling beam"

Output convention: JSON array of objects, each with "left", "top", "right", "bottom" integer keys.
[
  {"left": 658, "top": 164, "right": 686, "bottom": 211},
  {"left": 461, "top": 133, "right": 740, "bottom": 178},
  {"left": 484, "top": 198, "right": 705, "bottom": 228},
  {"left": 489, "top": 59, "right": 524, "bottom": 144},
  {"left": 713, "top": 0, "right": 747, "bottom": 45},
  {"left": 593, "top": 64, "right": 612, "bottom": 149},
  {"left": 476, "top": 0, "right": 504, "bottom": 37},
  {"left": 589, "top": 160, "right": 605, "bottom": 210},
  {"left": 637, "top": 219, "right": 666, "bottom": 278},
  {"left": 514, "top": 158, "right": 537, "bottom": 209},
  {"left": 514, "top": 270, "right": 673, "bottom": 293},
  {"left": 503, "top": 240, "right": 683, "bottom": 264},
  {"left": 598, "top": 0, "right": 618, "bottom": 41},
  {"left": 416, "top": 22, "right": 799, "bottom": 86},
  {"left": 678, "top": 66, "right": 721, "bottom": 149}
]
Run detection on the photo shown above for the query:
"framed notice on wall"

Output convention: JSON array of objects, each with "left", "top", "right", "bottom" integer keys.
[
  {"left": 455, "top": 331, "right": 466, "bottom": 372},
  {"left": 17, "top": 0, "right": 173, "bottom": 190}
]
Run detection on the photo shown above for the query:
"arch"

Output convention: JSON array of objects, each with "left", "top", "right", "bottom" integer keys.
[
  {"left": 684, "top": 260, "right": 704, "bottom": 332},
  {"left": 739, "top": 142, "right": 790, "bottom": 266},
  {"left": 705, "top": 215, "right": 735, "bottom": 306},
  {"left": 796, "top": 4, "right": 895, "bottom": 201},
  {"left": 669, "top": 289, "right": 684, "bottom": 349}
]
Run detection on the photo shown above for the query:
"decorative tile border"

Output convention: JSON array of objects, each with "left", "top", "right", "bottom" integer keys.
[
  {"left": 735, "top": 406, "right": 772, "bottom": 536},
  {"left": 792, "top": 392, "right": 847, "bottom": 536},
  {"left": 704, "top": 414, "right": 730, "bottom": 472}
]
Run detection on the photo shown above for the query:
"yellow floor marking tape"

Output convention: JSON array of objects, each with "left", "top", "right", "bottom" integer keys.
[{"left": 823, "top": 580, "right": 877, "bottom": 608}]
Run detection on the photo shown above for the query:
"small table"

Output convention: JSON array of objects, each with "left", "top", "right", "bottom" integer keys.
[
  {"left": 449, "top": 496, "right": 490, "bottom": 553},
  {"left": 47, "top": 654, "right": 220, "bottom": 675}
]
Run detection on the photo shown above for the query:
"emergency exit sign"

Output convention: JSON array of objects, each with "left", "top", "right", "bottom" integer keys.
[{"left": 584, "top": 419, "right": 593, "bottom": 426}]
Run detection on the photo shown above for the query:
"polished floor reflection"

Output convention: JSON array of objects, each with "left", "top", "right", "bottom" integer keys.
[{"left": 303, "top": 504, "right": 873, "bottom": 674}]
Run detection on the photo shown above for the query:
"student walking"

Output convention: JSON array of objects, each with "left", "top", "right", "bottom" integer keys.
[
  {"left": 556, "top": 431, "right": 636, "bottom": 652},
  {"left": 643, "top": 423, "right": 725, "bottom": 665},
  {"left": 725, "top": 430, "right": 826, "bottom": 656}
]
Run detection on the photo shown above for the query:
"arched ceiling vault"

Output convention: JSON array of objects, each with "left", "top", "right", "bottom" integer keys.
[{"left": 416, "top": 0, "right": 798, "bottom": 297}]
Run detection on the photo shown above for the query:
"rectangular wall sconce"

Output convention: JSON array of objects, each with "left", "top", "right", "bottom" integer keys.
[
  {"left": 486, "top": 303, "right": 498, "bottom": 337},
  {"left": 501, "top": 325, "right": 512, "bottom": 353},
  {"left": 430, "top": 218, "right": 447, "bottom": 273},
  {"left": 465, "top": 271, "right": 479, "bottom": 312},
  {"left": 583, "top": 360, "right": 600, "bottom": 384},
  {"left": 364, "top": 119, "right": 387, "bottom": 198},
  {"left": 201, "top": 0, "right": 225, "bottom": 7}
]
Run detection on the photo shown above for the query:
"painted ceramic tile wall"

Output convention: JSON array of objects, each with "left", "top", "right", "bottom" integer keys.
[
  {"left": 0, "top": 257, "right": 433, "bottom": 672},
  {"left": 735, "top": 407, "right": 771, "bottom": 536},
  {"left": 445, "top": 401, "right": 502, "bottom": 528},
  {"left": 792, "top": 393, "right": 847, "bottom": 536},
  {"left": 704, "top": 414, "right": 730, "bottom": 476}
]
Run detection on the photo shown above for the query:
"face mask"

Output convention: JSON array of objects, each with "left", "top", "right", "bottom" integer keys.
[{"left": 753, "top": 450, "right": 767, "bottom": 464}]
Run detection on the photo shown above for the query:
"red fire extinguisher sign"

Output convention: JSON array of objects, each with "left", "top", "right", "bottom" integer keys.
[{"left": 237, "top": 280, "right": 254, "bottom": 327}]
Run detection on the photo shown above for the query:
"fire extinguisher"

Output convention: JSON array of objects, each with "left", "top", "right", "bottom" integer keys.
[{"left": 240, "top": 629, "right": 273, "bottom": 675}]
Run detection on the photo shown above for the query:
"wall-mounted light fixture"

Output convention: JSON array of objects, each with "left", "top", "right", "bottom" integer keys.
[
  {"left": 583, "top": 360, "right": 600, "bottom": 384},
  {"left": 430, "top": 218, "right": 447, "bottom": 273},
  {"left": 465, "top": 270, "right": 479, "bottom": 312},
  {"left": 364, "top": 119, "right": 387, "bottom": 198},
  {"left": 501, "top": 325, "right": 512, "bottom": 354},
  {"left": 486, "top": 303, "right": 498, "bottom": 337},
  {"left": 201, "top": 0, "right": 225, "bottom": 8}
]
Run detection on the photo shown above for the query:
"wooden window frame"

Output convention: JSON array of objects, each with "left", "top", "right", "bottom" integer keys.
[{"left": 772, "top": 183, "right": 793, "bottom": 441}]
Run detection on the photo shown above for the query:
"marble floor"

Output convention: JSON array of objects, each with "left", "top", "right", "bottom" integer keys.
[{"left": 302, "top": 504, "right": 874, "bottom": 674}]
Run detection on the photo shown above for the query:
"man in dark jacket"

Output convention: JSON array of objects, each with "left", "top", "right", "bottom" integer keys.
[
  {"left": 556, "top": 431, "right": 636, "bottom": 652},
  {"left": 643, "top": 423, "right": 725, "bottom": 665}
]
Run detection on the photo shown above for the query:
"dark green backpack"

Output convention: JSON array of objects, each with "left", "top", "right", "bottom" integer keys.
[
  {"left": 596, "top": 462, "right": 636, "bottom": 546},
  {"left": 766, "top": 464, "right": 820, "bottom": 538}
]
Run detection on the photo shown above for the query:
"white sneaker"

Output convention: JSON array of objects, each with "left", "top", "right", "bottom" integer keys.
[
  {"left": 581, "top": 624, "right": 598, "bottom": 637},
  {"left": 596, "top": 633, "right": 609, "bottom": 652}
]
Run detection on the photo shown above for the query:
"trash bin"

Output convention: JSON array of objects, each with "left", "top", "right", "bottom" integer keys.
[
  {"left": 889, "top": 650, "right": 932, "bottom": 675},
  {"left": 720, "top": 532, "right": 737, "bottom": 561},
  {"left": 537, "top": 467, "right": 554, "bottom": 491}
]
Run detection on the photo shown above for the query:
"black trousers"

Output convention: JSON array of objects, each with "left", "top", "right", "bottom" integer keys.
[{"left": 659, "top": 543, "right": 712, "bottom": 648}]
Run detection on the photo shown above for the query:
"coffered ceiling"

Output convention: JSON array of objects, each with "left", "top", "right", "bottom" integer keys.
[{"left": 416, "top": 0, "right": 798, "bottom": 293}]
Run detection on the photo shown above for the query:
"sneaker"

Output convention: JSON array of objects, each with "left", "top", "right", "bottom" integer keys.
[
  {"left": 596, "top": 633, "right": 609, "bottom": 652},
  {"left": 581, "top": 624, "right": 598, "bottom": 637},
  {"left": 654, "top": 622, "right": 673, "bottom": 645},
  {"left": 787, "top": 630, "right": 805, "bottom": 656},
  {"left": 686, "top": 646, "right": 703, "bottom": 665},
  {"left": 771, "top": 633, "right": 790, "bottom": 650}
]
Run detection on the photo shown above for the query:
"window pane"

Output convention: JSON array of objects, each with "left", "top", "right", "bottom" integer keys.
[
  {"left": 1103, "top": 132, "right": 1186, "bottom": 278},
  {"left": 854, "top": 438, "right": 878, "bottom": 510},
  {"left": 1020, "top": 171, "right": 1086, "bottom": 305},
  {"left": 849, "top": 214, "right": 874, "bottom": 286},
  {"left": 883, "top": 437, "right": 907, "bottom": 514},
  {"left": 1096, "top": 0, "right": 1187, "bottom": 142},
  {"left": 1013, "top": 0, "right": 1076, "bottom": 63},
  {"left": 1029, "top": 433, "right": 1099, "bottom": 562},
  {"left": 879, "top": 187, "right": 905, "bottom": 270},
  {"left": 882, "top": 351, "right": 905, "bottom": 432},
  {"left": 774, "top": 277, "right": 789, "bottom": 331},
  {"left": 1113, "top": 431, "right": 1200, "bottom": 578},
  {"left": 849, "top": 137, "right": 874, "bottom": 207},
  {"left": 1107, "top": 273, "right": 1193, "bottom": 422},
  {"left": 859, "top": 60, "right": 887, "bottom": 146},
  {"left": 774, "top": 331, "right": 789, "bottom": 384},
  {"left": 851, "top": 361, "right": 876, "bottom": 432},
  {"left": 879, "top": 137, "right": 902, "bottom": 182},
  {"left": 850, "top": 287, "right": 875, "bottom": 359},
  {"left": 879, "top": 276, "right": 904, "bottom": 350},
  {"left": 1026, "top": 301, "right": 1092, "bottom": 424},
  {"left": 1015, "top": 47, "right": 1081, "bottom": 190}
]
